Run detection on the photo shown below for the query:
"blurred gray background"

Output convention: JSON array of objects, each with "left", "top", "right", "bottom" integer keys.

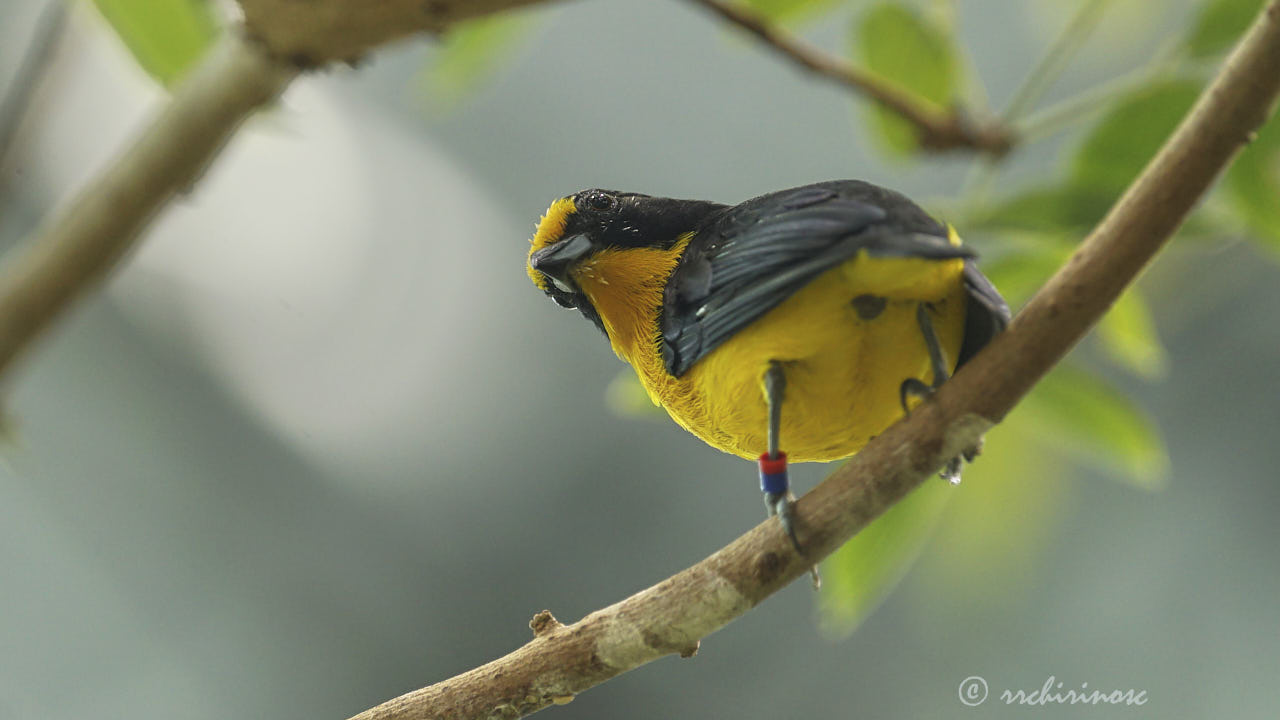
[{"left": 1, "top": 1, "right": 1277, "bottom": 718}]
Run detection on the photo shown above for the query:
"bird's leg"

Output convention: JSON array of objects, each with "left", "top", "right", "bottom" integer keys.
[
  {"left": 759, "top": 361, "right": 820, "bottom": 588},
  {"left": 898, "top": 303, "right": 950, "bottom": 408},
  {"left": 760, "top": 362, "right": 794, "bottom": 543},
  {"left": 899, "top": 303, "right": 966, "bottom": 485}
]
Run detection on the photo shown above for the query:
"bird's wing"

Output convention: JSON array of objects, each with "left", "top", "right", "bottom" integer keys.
[
  {"left": 956, "top": 260, "right": 1012, "bottom": 368},
  {"left": 660, "top": 180, "right": 976, "bottom": 377}
]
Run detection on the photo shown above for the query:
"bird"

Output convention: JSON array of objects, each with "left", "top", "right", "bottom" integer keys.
[{"left": 526, "top": 180, "right": 1009, "bottom": 562}]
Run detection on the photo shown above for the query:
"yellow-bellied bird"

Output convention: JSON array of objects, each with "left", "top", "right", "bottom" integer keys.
[{"left": 527, "top": 180, "right": 1009, "bottom": 555}]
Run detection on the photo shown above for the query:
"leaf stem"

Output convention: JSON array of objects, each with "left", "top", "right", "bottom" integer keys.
[
  {"left": 1014, "top": 39, "right": 1185, "bottom": 143},
  {"left": 1003, "top": 0, "right": 1112, "bottom": 122},
  {"left": 0, "top": 0, "right": 68, "bottom": 168}
]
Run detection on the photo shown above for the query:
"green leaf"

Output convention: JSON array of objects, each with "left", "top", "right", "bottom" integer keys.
[
  {"left": 1018, "top": 367, "right": 1168, "bottom": 490},
  {"left": 1224, "top": 112, "right": 1280, "bottom": 258},
  {"left": 912, "top": 423, "right": 1070, "bottom": 610},
  {"left": 1186, "top": 0, "right": 1263, "bottom": 58},
  {"left": 1098, "top": 289, "right": 1168, "bottom": 380},
  {"left": 820, "top": 478, "right": 952, "bottom": 635},
  {"left": 973, "top": 184, "right": 1114, "bottom": 235},
  {"left": 1071, "top": 80, "right": 1200, "bottom": 197},
  {"left": 90, "top": 0, "right": 220, "bottom": 87},
  {"left": 978, "top": 236, "right": 1071, "bottom": 309},
  {"left": 423, "top": 14, "right": 529, "bottom": 112},
  {"left": 853, "top": 3, "right": 960, "bottom": 155},
  {"left": 741, "top": 0, "right": 847, "bottom": 23},
  {"left": 604, "top": 371, "right": 664, "bottom": 419}
]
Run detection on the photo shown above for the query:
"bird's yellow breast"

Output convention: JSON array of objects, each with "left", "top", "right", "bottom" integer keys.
[{"left": 574, "top": 243, "right": 968, "bottom": 463}]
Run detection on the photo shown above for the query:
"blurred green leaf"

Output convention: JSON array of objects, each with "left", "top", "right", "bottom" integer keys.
[
  {"left": 1224, "top": 112, "right": 1280, "bottom": 258},
  {"left": 853, "top": 3, "right": 960, "bottom": 155},
  {"left": 820, "top": 478, "right": 952, "bottom": 635},
  {"left": 605, "top": 371, "right": 664, "bottom": 419},
  {"left": 1098, "top": 289, "right": 1168, "bottom": 380},
  {"left": 90, "top": 0, "right": 220, "bottom": 87},
  {"left": 423, "top": 14, "right": 530, "bottom": 111},
  {"left": 979, "top": 236, "right": 1071, "bottom": 309},
  {"left": 912, "top": 422, "right": 1070, "bottom": 611},
  {"left": 973, "top": 184, "right": 1114, "bottom": 235},
  {"left": 741, "top": 0, "right": 847, "bottom": 23},
  {"left": 1019, "top": 367, "right": 1168, "bottom": 489},
  {"left": 1070, "top": 80, "right": 1200, "bottom": 197},
  {"left": 971, "top": 83, "right": 1211, "bottom": 275},
  {"left": 1186, "top": 0, "right": 1263, "bottom": 58}
]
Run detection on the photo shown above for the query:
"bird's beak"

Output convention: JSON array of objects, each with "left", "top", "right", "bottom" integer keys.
[{"left": 530, "top": 233, "right": 593, "bottom": 292}]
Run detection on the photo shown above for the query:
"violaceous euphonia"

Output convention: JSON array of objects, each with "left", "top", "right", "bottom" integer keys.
[{"left": 526, "top": 180, "right": 1009, "bottom": 555}]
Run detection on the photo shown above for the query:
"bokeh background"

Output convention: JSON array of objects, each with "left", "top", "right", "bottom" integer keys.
[{"left": 1, "top": 1, "right": 1278, "bottom": 718}]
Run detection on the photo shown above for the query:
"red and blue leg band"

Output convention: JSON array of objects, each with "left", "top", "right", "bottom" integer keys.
[{"left": 758, "top": 452, "right": 789, "bottom": 495}]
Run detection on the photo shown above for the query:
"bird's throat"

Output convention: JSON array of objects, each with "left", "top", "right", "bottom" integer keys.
[{"left": 575, "top": 237, "right": 691, "bottom": 367}]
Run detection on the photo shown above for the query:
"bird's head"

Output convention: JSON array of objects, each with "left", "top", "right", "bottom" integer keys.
[
  {"left": 527, "top": 189, "right": 723, "bottom": 335},
  {"left": 527, "top": 189, "right": 629, "bottom": 311}
]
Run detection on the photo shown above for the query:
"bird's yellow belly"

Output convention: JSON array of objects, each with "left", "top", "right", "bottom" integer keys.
[{"left": 635, "top": 254, "right": 968, "bottom": 462}]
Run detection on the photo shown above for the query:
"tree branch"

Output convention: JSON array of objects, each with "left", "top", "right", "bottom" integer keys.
[
  {"left": 0, "top": 0, "right": 557, "bottom": 383},
  {"left": 0, "top": 30, "right": 294, "bottom": 380},
  {"left": 685, "top": 0, "right": 1015, "bottom": 156},
  {"left": 238, "top": 0, "right": 561, "bottom": 65},
  {"left": 348, "top": 2, "right": 1280, "bottom": 718}
]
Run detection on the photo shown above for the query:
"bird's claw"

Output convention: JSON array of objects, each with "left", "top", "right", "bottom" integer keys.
[
  {"left": 764, "top": 491, "right": 802, "bottom": 552},
  {"left": 764, "top": 491, "right": 821, "bottom": 589}
]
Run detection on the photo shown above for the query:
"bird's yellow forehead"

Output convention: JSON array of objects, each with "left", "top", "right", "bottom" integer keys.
[
  {"left": 529, "top": 197, "right": 577, "bottom": 253},
  {"left": 527, "top": 196, "right": 578, "bottom": 291}
]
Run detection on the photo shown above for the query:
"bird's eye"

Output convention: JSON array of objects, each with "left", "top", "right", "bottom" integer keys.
[{"left": 582, "top": 191, "right": 617, "bottom": 212}]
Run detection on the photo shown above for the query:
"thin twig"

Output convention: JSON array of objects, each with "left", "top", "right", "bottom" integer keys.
[
  {"left": 349, "top": 2, "right": 1280, "bottom": 718},
  {"left": 685, "top": 0, "right": 1015, "bottom": 156},
  {"left": 0, "top": 0, "right": 68, "bottom": 167}
]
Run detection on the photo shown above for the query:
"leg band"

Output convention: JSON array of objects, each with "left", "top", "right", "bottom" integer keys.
[{"left": 758, "top": 452, "right": 789, "bottom": 495}]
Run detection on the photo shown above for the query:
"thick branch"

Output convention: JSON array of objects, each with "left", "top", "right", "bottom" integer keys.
[
  {"left": 686, "top": 0, "right": 1014, "bottom": 156},
  {"left": 0, "top": 0, "right": 556, "bottom": 383},
  {"left": 238, "top": 0, "right": 562, "bottom": 64},
  {"left": 0, "top": 31, "right": 294, "bottom": 380},
  {"left": 351, "top": 3, "right": 1280, "bottom": 718}
]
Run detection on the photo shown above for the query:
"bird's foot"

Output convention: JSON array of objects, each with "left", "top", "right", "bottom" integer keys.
[
  {"left": 763, "top": 489, "right": 802, "bottom": 552},
  {"left": 899, "top": 378, "right": 982, "bottom": 486},
  {"left": 760, "top": 453, "right": 820, "bottom": 589}
]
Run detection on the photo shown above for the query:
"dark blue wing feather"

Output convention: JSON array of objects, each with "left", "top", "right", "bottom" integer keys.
[
  {"left": 956, "top": 260, "right": 1011, "bottom": 367},
  {"left": 660, "top": 180, "right": 986, "bottom": 377}
]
